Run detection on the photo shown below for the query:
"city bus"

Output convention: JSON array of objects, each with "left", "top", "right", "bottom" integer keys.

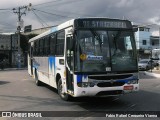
[{"left": 28, "top": 18, "right": 139, "bottom": 100}]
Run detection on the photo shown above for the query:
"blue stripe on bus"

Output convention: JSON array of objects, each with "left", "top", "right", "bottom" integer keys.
[
  {"left": 116, "top": 76, "right": 138, "bottom": 83},
  {"left": 50, "top": 27, "right": 57, "bottom": 33},
  {"left": 49, "top": 57, "right": 56, "bottom": 71},
  {"left": 77, "top": 75, "right": 88, "bottom": 83},
  {"left": 77, "top": 75, "right": 137, "bottom": 83},
  {"left": 83, "top": 75, "right": 88, "bottom": 80},
  {"left": 77, "top": 75, "right": 82, "bottom": 82}
]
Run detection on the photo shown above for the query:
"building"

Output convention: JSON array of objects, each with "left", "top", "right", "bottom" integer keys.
[
  {"left": 23, "top": 26, "right": 53, "bottom": 35},
  {"left": 134, "top": 24, "right": 160, "bottom": 59},
  {"left": 150, "top": 36, "right": 160, "bottom": 49},
  {"left": 134, "top": 26, "right": 151, "bottom": 50},
  {"left": 134, "top": 25, "right": 152, "bottom": 59},
  {"left": 0, "top": 26, "right": 52, "bottom": 68},
  {"left": 0, "top": 34, "right": 11, "bottom": 67},
  {"left": 0, "top": 33, "right": 20, "bottom": 67}
]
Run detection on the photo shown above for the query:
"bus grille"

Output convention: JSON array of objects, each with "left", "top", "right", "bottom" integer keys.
[
  {"left": 96, "top": 90, "right": 123, "bottom": 96},
  {"left": 97, "top": 82, "right": 125, "bottom": 87},
  {"left": 88, "top": 74, "right": 132, "bottom": 80}
]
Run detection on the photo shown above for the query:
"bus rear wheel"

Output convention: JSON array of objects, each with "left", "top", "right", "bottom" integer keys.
[{"left": 58, "top": 78, "right": 70, "bottom": 101}]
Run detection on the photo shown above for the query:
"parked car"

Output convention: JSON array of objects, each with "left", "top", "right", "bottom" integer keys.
[
  {"left": 138, "top": 59, "right": 155, "bottom": 71},
  {"left": 151, "top": 58, "right": 160, "bottom": 67}
]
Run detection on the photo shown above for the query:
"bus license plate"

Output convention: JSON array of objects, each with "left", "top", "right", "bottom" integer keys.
[{"left": 124, "top": 86, "right": 133, "bottom": 90}]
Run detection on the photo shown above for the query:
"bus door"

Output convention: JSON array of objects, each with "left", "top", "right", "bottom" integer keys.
[{"left": 66, "top": 35, "right": 74, "bottom": 91}]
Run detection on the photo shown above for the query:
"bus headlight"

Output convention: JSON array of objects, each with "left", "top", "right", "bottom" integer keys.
[{"left": 127, "top": 80, "right": 138, "bottom": 84}]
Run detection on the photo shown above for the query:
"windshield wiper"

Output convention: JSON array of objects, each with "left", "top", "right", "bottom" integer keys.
[
  {"left": 90, "top": 29, "right": 102, "bottom": 52},
  {"left": 111, "top": 31, "right": 121, "bottom": 56}
]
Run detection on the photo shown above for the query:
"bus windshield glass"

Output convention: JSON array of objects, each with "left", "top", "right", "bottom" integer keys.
[{"left": 75, "top": 30, "right": 137, "bottom": 73}]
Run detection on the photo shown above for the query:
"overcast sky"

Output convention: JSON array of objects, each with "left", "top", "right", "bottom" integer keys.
[{"left": 0, "top": 0, "right": 160, "bottom": 35}]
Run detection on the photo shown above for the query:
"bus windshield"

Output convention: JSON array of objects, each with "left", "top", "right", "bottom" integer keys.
[{"left": 75, "top": 30, "right": 137, "bottom": 73}]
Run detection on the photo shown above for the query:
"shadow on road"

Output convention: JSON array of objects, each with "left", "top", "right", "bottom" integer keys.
[{"left": 0, "top": 81, "right": 10, "bottom": 85}]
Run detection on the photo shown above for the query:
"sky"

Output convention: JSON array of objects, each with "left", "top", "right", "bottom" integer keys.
[{"left": 0, "top": 0, "right": 160, "bottom": 35}]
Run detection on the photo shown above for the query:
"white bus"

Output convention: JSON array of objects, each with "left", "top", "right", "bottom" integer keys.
[{"left": 28, "top": 18, "right": 139, "bottom": 100}]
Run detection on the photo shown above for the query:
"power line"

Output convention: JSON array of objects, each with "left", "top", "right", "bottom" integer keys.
[
  {"left": 33, "top": 8, "right": 72, "bottom": 18},
  {"left": 33, "top": 0, "right": 63, "bottom": 7},
  {"left": 32, "top": 9, "right": 49, "bottom": 27},
  {"left": 0, "top": 23, "right": 15, "bottom": 28},
  {"left": 46, "top": 8, "right": 95, "bottom": 17},
  {"left": 34, "top": 0, "right": 86, "bottom": 9}
]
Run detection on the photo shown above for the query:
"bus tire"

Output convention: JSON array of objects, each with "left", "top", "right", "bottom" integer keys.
[
  {"left": 57, "top": 78, "right": 70, "bottom": 101},
  {"left": 35, "top": 70, "right": 42, "bottom": 86}
]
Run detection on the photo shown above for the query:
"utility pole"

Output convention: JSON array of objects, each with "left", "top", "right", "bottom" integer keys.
[
  {"left": 13, "top": 3, "right": 32, "bottom": 68},
  {"left": 159, "top": 27, "right": 160, "bottom": 49}
]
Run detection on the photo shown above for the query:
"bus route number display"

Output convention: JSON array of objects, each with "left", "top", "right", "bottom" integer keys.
[{"left": 75, "top": 19, "right": 130, "bottom": 29}]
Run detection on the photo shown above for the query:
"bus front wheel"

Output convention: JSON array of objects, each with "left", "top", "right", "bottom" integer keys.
[{"left": 58, "top": 78, "right": 70, "bottom": 101}]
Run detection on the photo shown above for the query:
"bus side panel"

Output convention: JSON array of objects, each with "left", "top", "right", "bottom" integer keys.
[
  {"left": 28, "top": 54, "right": 32, "bottom": 76},
  {"left": 48, "top": 56, "right": 57, "bottom": 88},
  {"left": 34, "top": 57, "right": 49, "bottom": 85},
  {"left": 55, "top": 57, "right": 67, "bottom": 91}
]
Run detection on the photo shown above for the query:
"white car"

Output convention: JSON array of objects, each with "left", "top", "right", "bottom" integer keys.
[{"left": 138, "top": 59, "right": 154, "bottom": 70}]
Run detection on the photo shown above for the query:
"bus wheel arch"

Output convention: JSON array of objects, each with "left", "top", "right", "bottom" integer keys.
[
  {"left": 56, "top": 73, "right": 70, "bottom": 101},
  {"left": 34, "top": 69, "right": 42, "bottom": 86},
  {"left": 56, "top": 73, "right": 61, "bottom": 88}
]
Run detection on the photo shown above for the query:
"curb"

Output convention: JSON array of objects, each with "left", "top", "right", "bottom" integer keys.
[
  {"left": 144, "top": 71, "right": 160, "bottom": 78},
  {"left": 0, "top": 68, "right": 27, "bottom": 71}
]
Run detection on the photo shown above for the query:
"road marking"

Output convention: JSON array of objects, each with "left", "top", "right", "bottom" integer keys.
[
  {"left": 112, "top": 98, "right": 119, "bottom": 101},
  {"left": 125, "top": 104, "right": 137, "bottom": 111},
  {"left": 129, "top": 104, "right": 136, "bottom": 108}
]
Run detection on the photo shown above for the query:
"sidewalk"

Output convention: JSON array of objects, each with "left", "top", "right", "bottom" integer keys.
[{"left": 145, "top": 67, "right": 160, "bottom": 78}]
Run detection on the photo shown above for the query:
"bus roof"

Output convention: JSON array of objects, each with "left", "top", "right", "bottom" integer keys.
[{"left": 29, "top": 19, "right": 75, "bottom": 43}]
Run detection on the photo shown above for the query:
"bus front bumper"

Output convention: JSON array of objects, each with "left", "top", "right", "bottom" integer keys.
[{"left": 73, "top": 83, "right": 139, "bottom": 97}]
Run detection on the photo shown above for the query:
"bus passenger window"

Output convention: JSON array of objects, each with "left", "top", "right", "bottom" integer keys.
[
  {"left": 50, "top": 34, "right": 56, "bottom": 56},
  {"left": 56, "top": 31, "right": 65, "bottom": 56}
]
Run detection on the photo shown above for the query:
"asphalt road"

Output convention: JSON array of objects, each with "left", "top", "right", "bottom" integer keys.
[{"left": 0, "top": 70, "right": 160, "bottom": 120}]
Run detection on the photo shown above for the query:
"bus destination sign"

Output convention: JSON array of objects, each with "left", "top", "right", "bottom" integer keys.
[{"left": 75, "top": 19, "right": 131, "bottom": 29}]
